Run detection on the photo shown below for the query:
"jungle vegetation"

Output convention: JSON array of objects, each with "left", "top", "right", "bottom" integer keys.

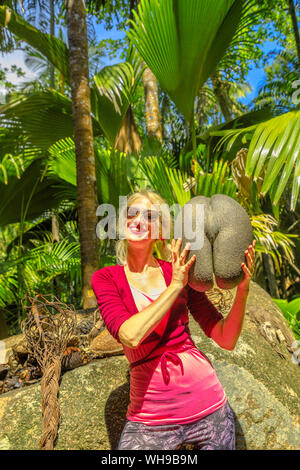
[{"left": 0, "top": 0, "right": 299, "bottom": 340}]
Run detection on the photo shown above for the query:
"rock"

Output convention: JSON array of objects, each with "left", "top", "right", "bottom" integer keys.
[
  {"left": 0, "top": 281, "right": 299, "bottom": 450},
  {"left": 89, "top": 329, "right": 123, "bottom": 356},
  {"left": 0, "top": 334, "right": 23, "bottom": 365}
]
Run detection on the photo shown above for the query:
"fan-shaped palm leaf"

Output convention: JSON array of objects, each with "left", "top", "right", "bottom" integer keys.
[
  {"left": 250, "top": 213, "right": 297, "bottom": 275},
  {"left": 0, "top": 6, "right": 143, "bottom": 148},
  {"left": 92, "top": 54, "right": 144, "bottom": 145},
  {"left": 0, "top": 158, "right": 64, "bottom": 226},
  {"left": 192, "top": 158, "right": 237, "bottom": 199},
  {"left": 139, "top": 156, "right": 191, "bottom": 208},
  {"left": 93, "top": 63, "right": 134, "bottom": 145},
  {"left": 47, "top": 137, "right": 77, "bottom": 186},
  {"left": 0, "top": 90, "right": 74, "bottom": 151},
  {"left": 47, "top": 138, "right": 142, "bottom": 207},
  {"left": 94, "top": 146, "right": 136, "bottom": 207},
  {"left": 127, "top": 0, "right": 246, "bottom": 123}
]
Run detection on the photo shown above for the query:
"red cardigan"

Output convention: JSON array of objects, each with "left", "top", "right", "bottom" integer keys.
[{"left": 91, "top": 258, "right": 223, "bottom": 350}]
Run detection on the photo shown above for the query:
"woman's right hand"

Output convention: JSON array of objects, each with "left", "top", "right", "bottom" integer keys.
[{"left": 170, "top": 238, "right": 196, "bottom": 290}]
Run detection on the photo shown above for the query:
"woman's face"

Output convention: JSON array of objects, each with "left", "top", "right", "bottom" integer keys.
[{"left": 125, "top": 197, "right": 160, "bottom": 244}]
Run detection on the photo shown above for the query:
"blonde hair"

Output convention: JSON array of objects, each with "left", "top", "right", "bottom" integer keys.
[{"left": 115, "top": 190, "right": 173, "bottom": 265}]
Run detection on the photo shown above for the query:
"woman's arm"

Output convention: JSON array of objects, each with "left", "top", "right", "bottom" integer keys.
[
  {"left": 209, "top": 240, "right": 256, "bottom": 350},
  {"left": 120, "top": 239, "right": 196, "bottom": 348},
  {"left": 118, "top": 282, "right": 183, "bottom": 348}
]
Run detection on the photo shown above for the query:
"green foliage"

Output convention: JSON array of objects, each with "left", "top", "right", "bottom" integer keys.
[
  {"left": 0, "top": 158, "right": 64, "bottom": 226},
  {"left": 0, "top": 6, "right": 70, "bottom": 82},
  {"left": 0, "top": 90, "right": 76, "bottom": 151},
  {"left": 127, "top": 0, "right": 245, "bottom": 123},
  {"left": 0, "top": 0, "right": 299, "bottom": 341},
  {"left": 191, "top": 158, "right": 237, "bottom": 200},
  {"left": 92, "top": 54, "right": 144, "bottom": 145},
  {"left": 272, "top": 297, "right": 300, "bottom": 340},
  {"left": 211, "top": 110, "right": 300, "bottom": 211},
  {"left": 250, "top": 213, "right": 297, "bottom": 274},
  {"left": 254, "top": 48, "right": 300, "bottom": 113}
]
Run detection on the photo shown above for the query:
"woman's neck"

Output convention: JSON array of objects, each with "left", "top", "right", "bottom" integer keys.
[{"left": 125, "top": 245, "right": 157, "bottom": 273}]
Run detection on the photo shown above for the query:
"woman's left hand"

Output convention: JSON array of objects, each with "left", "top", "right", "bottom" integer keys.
[{"left": 238, "top": 239, "right": 256, "bottom": 291}]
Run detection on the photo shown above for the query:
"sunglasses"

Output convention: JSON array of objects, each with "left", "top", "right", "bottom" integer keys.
[{"left": 126, "top": 206, "right": 160, "bottom": 222}]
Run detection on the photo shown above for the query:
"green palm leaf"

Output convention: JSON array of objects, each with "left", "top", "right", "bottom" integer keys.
[
  {"left": 48, "top": 137, "right": 77, "bottom": 186},
  {"left": 0, "top": 90, "right": 103, "bottom": 155},
  {"left": 47, "top": 138, "right": 138, "bottom": 207},
  {"left": 0, "top": 91, "right": 74, "bottom": 151},
  {"left": 139, "top": 156, "right": 191, "bottom": 207},
  {"left": 192, "top": 158, "right": 237, "bottom": 199},
  {"left": 94, "top": 146, "right": 134, "bottom": 207},
  {"left": 92, "top": 63, "right": 134, "bottom": 145},
  {"left": 0, "top": 158, "right": 64, "bottom": 226},
  {"left": 92, "top": 57, "right": 144, "bottom": 146},
  {"left": 210, "top": 110, "right": 300, "bottom": 210},
  {"left": 128, "top": 0, "right": 244, "bottom": 122},
  {"left": 0, "top": 270, "right": 17, "bottom": 307}
]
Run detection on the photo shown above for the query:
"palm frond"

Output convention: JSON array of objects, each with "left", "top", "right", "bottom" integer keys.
[
  {"left": 250, "top": 213, "right": 297, "bottom": 275},
  {"left": 0, "top": 90, "right": 75, "bottom": 151},
  {"left": 0, "top": 158, "right": 65, "bottom": 226},
  {"left": 0, "top": 152, "right": 25, "bottom": 184},
  {"left": 210, "top": 110, "right": 300, "bottom": 210},
  {"left": 127, "top": 0, "right": 244, "bottom": 122},
  {"left": 191, "top": 158, "right": 237, "bottom": 199},
  {"left": 0, "top": 270, "right": 18, "bottom": 307},
  {"left": 92, "top": 59, "right": 144, "bottom": 145},
  {"left": 94, "top": 146, "right": 134, "bottom": 206},
  {"left": 139, "top": 156, "right": 191, "bottom": 207},
  {"left": 47, "top": 137, "right": 77, "bottom": 186}
]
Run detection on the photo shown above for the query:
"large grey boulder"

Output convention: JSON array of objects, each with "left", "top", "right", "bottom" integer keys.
[{"left": 0, "top": 281, "right": 299, "bottom": 450}]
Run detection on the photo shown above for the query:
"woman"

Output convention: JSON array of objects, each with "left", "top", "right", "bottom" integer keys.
[{"left": 91, "top": 190, "right": 255, "bottom": 450}]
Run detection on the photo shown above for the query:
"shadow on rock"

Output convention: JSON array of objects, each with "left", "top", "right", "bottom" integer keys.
[
  {"left": 105, "top": 369, "right": 131, "bottom": 450},
  {"left": 232, "top": 409, "right": 247, "bottom": 450}
]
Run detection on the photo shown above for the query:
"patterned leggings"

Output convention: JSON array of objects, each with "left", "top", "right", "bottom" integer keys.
[{"left": 117, "top": 401, "right": 235, "bottom": 450}]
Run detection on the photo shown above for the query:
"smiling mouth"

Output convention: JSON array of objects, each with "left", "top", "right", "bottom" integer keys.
[{"left": 129, "top": 226, "right": 148, "bottom": 234}]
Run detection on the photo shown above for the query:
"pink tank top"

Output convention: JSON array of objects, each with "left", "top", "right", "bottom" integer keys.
[{"left": 123, "top": 267, "right": 227, "bottom": 425}]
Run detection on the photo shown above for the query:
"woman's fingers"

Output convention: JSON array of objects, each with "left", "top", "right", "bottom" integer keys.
[
  {"left": 176, "top": 238, "right": 182, "bottom": 257},
  {"left": 172, "top": 239, "right": 194, "bottom": 265},
  {"left": 244, "top": 240, "right": 256, "bottom": 275},
  {"left": 242, "top": 262, "right": 252, "bottom": 278},
  {"left": 171, "top": 239, "right": 177, "bottom": 263},
  {"left": 171, "top": 238, "right": 182, "bottom": 263},
  {"left": 186, "top": 254, "right": 196, "bottom": 268},
  {"left": 179, "top": 242, "right": 191, "bottom": 263}
]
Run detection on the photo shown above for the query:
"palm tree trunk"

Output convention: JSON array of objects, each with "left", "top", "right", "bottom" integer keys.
[
  {"left": 211, "top": 73, "right": 233, "bottom": 122},
  {"left": 142, "top": 65, "right": 163, "bottom": 142},
  {"left": 287, "top": 0, "right": 300, "bottom": 65},
  {"left": 66, "top": 0, "right": 99, "bottom": 308},
  {"left": 134, "top": 0, "right": 162, "bottom": 142},
  {"left": 262, "top": 253, "right": 280, "bottom": 299}
]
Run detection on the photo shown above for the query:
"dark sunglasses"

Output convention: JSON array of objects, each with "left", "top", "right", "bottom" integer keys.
[{"left": 126, "top": 206, "right": 160, "bottom": 222}]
